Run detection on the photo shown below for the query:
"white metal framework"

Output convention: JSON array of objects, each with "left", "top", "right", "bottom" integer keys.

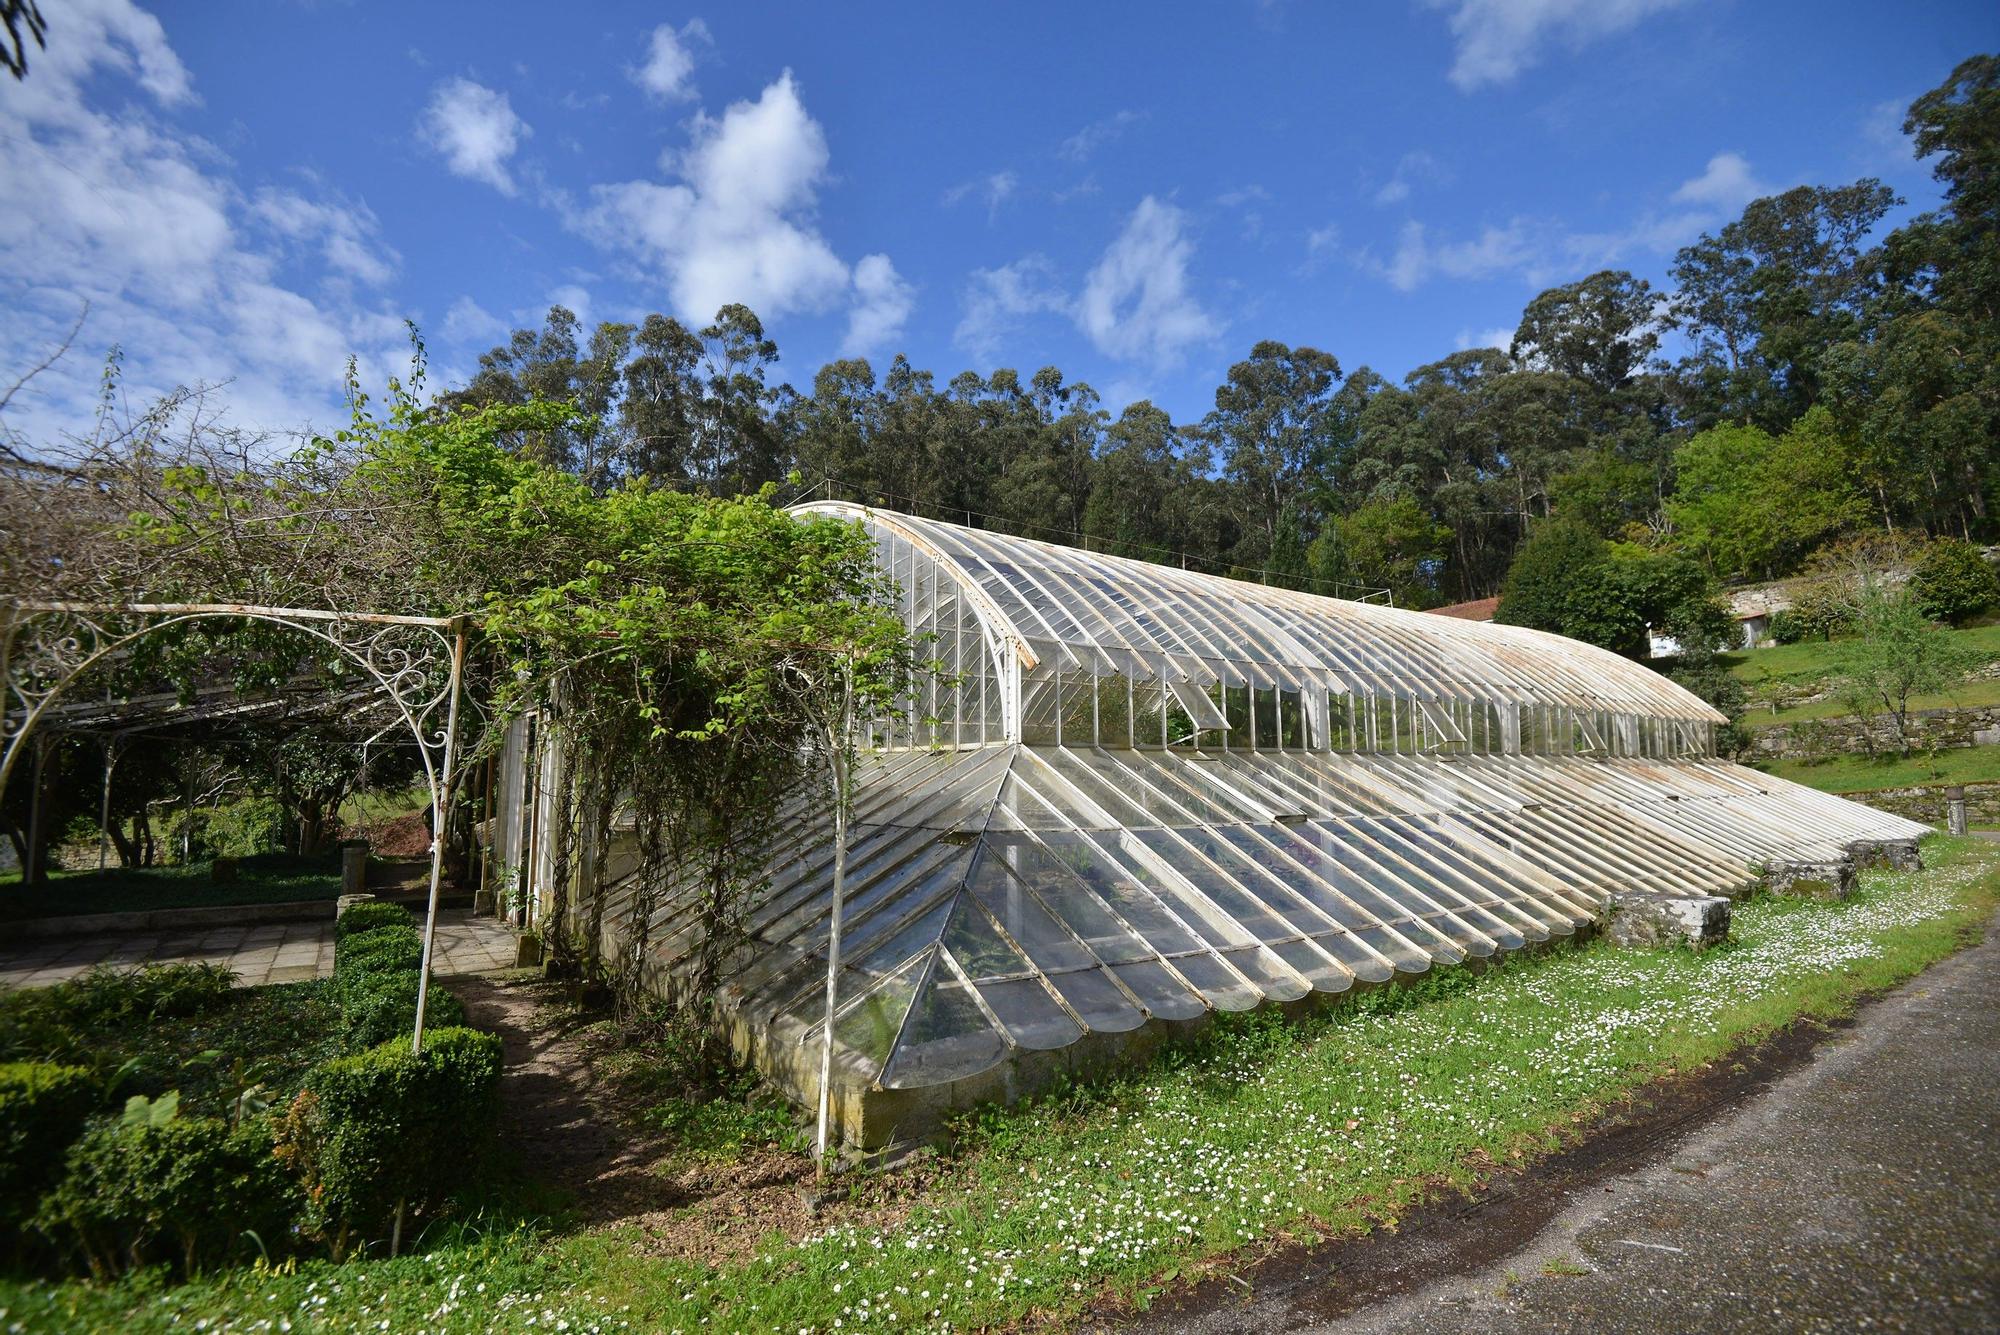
[
  {"left": 0, "top": 600, "right": 471, "bottom": 1053},
  {"left": 588, "top": 506, "right": 1929, "bottom": 1104}
]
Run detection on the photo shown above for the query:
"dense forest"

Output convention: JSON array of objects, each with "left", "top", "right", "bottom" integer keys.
[{"left": 441, "top": 55, "right": 1997, "bottom": 633}]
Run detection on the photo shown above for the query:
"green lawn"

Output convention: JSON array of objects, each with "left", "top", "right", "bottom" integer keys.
[
  {"left": 1741, "top": 675, "right": 2000, "bottom": 729},
  {"left": 5, "top": 837, "right": 1997, "bottom": 1334},
  {"left": 0, "top": 853, "right": 341, "bottom": 923},
  {"left": 1720, "top": 621, "right": 2000, "bottom": 690},
  {"left": 1752, "top": 745, "right": 2000, "bottom": 795}
]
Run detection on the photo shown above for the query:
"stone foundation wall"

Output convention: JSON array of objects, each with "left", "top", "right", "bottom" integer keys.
[{"left": 1744, "top": 704, "right": 2000, "bottom": 760}]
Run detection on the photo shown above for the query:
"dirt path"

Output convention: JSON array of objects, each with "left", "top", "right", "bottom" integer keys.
[{"left": 448, "top": 974, "right": 916, "bottom": 1265}]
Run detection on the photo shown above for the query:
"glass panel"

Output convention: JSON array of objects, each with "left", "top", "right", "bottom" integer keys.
[
  {"left": 1267, "top": 937, "right": 1350, "bottom": 993},
  {"left": 940, "top": 896, "right": 1029, "bottom": 981},
  {"left": 1133, "top": 829, "right": 1291, "bottom": 940},
  {"left": 1003, "top": 839, "right": 1156, "bottom": 964},
  {"left": 1106, "top": 959, "right": 1207, "bottom": 1021},
  {"left": 967, "top": 973, "right": 1083, "bottom": 1050},
  {"left": 1170, "top": 950, "right": 1263, "bottom": 1011},
  {"left": 829, "top": 952, "right": 926, "bottom": 1076},
  {"left": 964, "top": 843, "right": 1096, "bottom": 973},
  {"left": 1043, "top": 964, "right": 1147, "bottom": 1032},
  {"left": 879, "top": 972, "right": 1008, "bottom": 1090},
  {"left": 1219, "top": 946, "right": 1312, "bottom": 1002}
]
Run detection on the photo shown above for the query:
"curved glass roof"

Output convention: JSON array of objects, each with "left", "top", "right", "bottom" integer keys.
[
  {"left": 619, "top": 743, "right": 1928, "bottom": 1094},
  {"left": 793, "top": 501, "right": 1725, "bottom": 725},
  {"left": 570, "top": 506, "right": 1934, "bottom": 1103}
]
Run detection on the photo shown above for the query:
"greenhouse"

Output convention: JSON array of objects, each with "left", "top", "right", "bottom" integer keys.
[{"left": 524, "top": 502, "right": 1931, "bottom": 1146}]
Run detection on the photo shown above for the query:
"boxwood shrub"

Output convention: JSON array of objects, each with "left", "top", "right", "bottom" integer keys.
[
  {"left": 35, "top": 1113, "right": 297, "bottom": 1278},
  {"left": 332, "top": 924, "right": 424, "bottom": 984},
  {"left": 0, "top": 1062, "right": 97, "bottom": 1239},
  {"left": 275, "top": 1027, "right": 503, "bottom": 1255},
  {"left": 337, "top": 970, "right": 465, "bottom": 1049},
  {"left": 334, "top": 901, "right": 412, "bottom": 940}
]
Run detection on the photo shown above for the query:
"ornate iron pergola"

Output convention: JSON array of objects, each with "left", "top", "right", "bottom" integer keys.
[{"left": 0, "top": 599, "right": 472, "bottom": 1052}]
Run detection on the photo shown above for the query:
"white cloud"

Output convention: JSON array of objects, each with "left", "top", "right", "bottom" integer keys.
[
  {"left": 442, "top": 296, "right": 507, "bottom": 346},
  {"left": 1370, "top": 218, "right": 1537, "bottom": 292},
  {"left": 942, "top": 170, "right": 1018, "bottom": 218},
  {"left": 1425, "top": 0, "right": 1692, "bottom": 92},
  {"left": 1297, "top": 222, "right": 1342, "bottom": 276},
  {"left": 419, "top": 77, "right": 528, "bottom": 195},
  {"left": 7, "top": 0, "right": 194, "bottom": 118},
  {"left": 1373, "top": 150, "right": 1443, "bottom": 206},
  {"left": 251, "top": 187, "right": 398, "bottom": 287},
  {"left": 577, "top": 70, "right": 901, "bottom": 343},
  {"left": 843, "top": 254, "right": 914, "bottom": 356},
  {"left": 1359, "top": 149, "right": 1784, "bottom": 294},
  {"left": 632, "top": 19, "right": 709, "bottom": 102},
  {"left": 1076, "top": 196, "right": 1218, "bottom": 366},
  {"left": 1455, "top": 325, "right": 1519, "bottom": 352},
  {"left": 1059, "top": 109, "right": 1142, "bottom": 162},
  {"left": 1669, "top": 151, "right": 1770, "bottom": 211},
  {"left": 954, "top": 256, "right": 1069, "bottom": 364},
  {"left": 0, "top": 2, "right": 412, "bottom": 445}
]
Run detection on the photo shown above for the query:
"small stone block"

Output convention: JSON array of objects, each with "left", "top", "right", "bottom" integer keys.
[
  {"left": 1766, "top": 858, "right": 1858, "bottom": 900},
  {"left": 1603, "top": 891, "right": 1731, "bottom": 950},
  {"left": 335, "top": 892, "right": 377, "bottom": 921},
  {"left": 514, "top": 933, "right": 544, "bottom": 968},
  {"left": 1845, "top": 838, "right": 1921, "bottom": 873}
]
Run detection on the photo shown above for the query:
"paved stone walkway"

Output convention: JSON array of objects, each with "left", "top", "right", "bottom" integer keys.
[
  {"left": 1123, "top": 908, "right": 2000, "bottom": 1334},
  {"left": 0, "top": 909, "right": 518, "bottom": 988}
]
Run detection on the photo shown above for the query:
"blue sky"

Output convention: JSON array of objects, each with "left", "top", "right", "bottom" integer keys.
[{"left": 1, "top": 0, "right": 1993, "bottom": 446}]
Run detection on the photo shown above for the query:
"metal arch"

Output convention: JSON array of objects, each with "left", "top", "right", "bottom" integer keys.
[
  {"left": 794, "top": 501, "right": 1038, "bottom": 743},
  {"left": 788, "top": 505, "right": 1727, "bottom": 735},
  {"left": 0, "top": 599, "right": 472, "bottom": 1054}
]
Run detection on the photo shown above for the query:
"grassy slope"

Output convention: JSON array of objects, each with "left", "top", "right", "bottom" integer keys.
[
  {"left": 6, "top": 837, "right": 1997, "bottom": 1334},
  {"left": 1726, "top": 623, "right": 2000, "bottom": 729},
  {"left": 1755, "top": 746, "right": 2000, "bottom": 794},
  {"left": 0, "top": 853, "right": 341, "bottom": 922},
  {"left": 1743, "top": 677, "right": 2000, "bottom": 729}
]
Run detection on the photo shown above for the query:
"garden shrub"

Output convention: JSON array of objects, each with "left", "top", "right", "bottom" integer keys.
[
  {"left": 274, "top": 1027, "right": 503, "bottom": 1255},
  {"left": 0, "top": 1062, "right": 97, "bottom": 1238},
  {"left": 35, "top": 1111, "right": 296, "bottom": 1279},
  {"left": 334, "top": 900, "right": 412, "bottom": 940},
  {"left": 336, "top": 970, "right": 464, "bottom": 1048},
  {"left": 0, "top": 965, "right": 238, "bottom": 1067},
  {"left": 1908, "top": 538, "right": 2000, "bottom": 624},
  {"left": 332, "top": 923, "right": 423, "bottom": 983}
]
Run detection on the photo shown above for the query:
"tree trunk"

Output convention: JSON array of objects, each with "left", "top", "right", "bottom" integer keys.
[{"left": 109, "top": 818, "right": 138, "bottom": 868}]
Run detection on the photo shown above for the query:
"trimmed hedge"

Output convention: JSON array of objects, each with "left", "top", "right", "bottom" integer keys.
[
  {"left": 334, "top": 901, "right": 413, "bottom": 940},
  {"left": 0, "top": 1062, "right": 97, "bottom": 1240},
  {"left": 337, "top": 971, "right": 465, "bottom": 1048},
  {"left": 275, "top": 1027, "right": 503, "bottom": 1254},
  {"left": 332, "top": 924, "right": 424, "bottom": 984},
  {"left": 35, "top": 1114, "right": 297, "bottom": 1278}
]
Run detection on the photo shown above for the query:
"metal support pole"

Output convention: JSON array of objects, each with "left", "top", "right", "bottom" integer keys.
[
  {"left": 24, "top": 734, "right": 49, "bottom": 885},
  {"left": 412, "top": 622, "right": 469, "bottom": 1055},
  {"left": 815, "top": 655, "right": 854, "bottom": 1170},
  {"left": 98, "top": 736, "right": 119, "bottom": 871}
]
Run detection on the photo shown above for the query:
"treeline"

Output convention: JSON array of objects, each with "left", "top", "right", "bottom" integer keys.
[{"left": 443, "top": 55, "right": 1997, "bottom": 610}]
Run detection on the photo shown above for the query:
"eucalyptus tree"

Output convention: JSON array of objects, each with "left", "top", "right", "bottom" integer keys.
[
  {"left": 1668, "top": 180, "right": 1900, "bottom": 428},
  {"left": 1205, "top": 340, "right": 1343, "bottom": 580}
]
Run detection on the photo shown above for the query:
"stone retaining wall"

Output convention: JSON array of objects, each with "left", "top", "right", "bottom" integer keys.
[
  {"left": 1745, "top": 704, "right": 2000, "bottom": 760},
  {"left": 1850, "top": 780, "right": 2000, "bottom": 826}
]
